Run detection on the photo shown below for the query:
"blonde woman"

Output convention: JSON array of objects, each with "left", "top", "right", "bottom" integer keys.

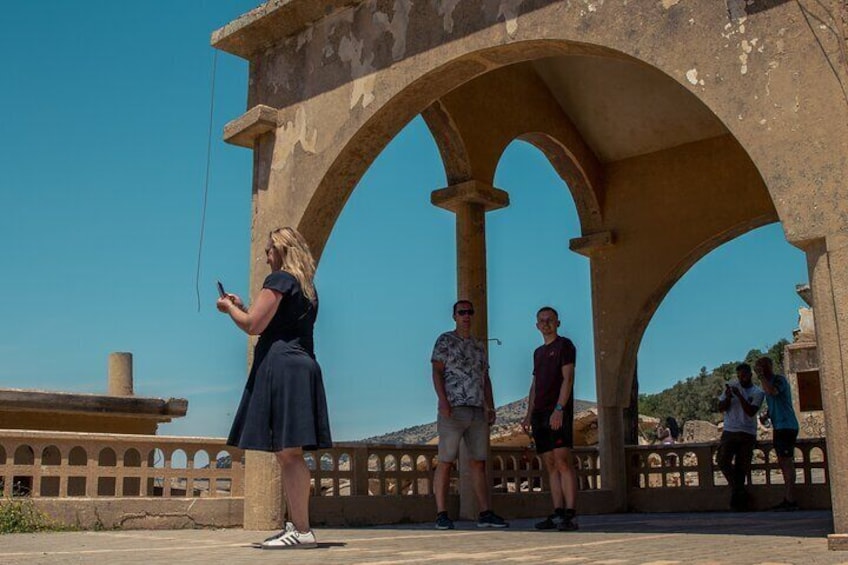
[{"left": 217, "top": 227, "right": 332, "bottom": 550}]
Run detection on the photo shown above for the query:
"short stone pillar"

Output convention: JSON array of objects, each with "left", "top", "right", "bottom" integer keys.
[
  {"left": 597, "top": 404, "right": 627, "bottom": 511},
  {"left": 244, "top": 451, "right": 284, "bottom": 529},
  {"left": 108, "top": 352, "right": 134, "bottom": 396},
  {"left": 432, "top": 180, "right": 509, "bottom": 519}
]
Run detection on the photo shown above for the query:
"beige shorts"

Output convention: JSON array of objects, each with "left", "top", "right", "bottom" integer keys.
[{"left": 437, "top": 406, "right": 489, "bottom": 462}]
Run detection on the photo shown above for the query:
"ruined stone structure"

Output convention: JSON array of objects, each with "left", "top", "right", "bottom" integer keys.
[
  {"left": 785, "top": 284, "right": 827, "bottom": 439},
  {"left": 0, "top": 353, "right": 187, "bottom": 435},
  {"left": 211, "top": 0, "right": 848, "bottom": 543}
]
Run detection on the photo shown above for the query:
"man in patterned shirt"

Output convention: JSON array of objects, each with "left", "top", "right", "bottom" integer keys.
[{"left": 431, "top": 300, "right": 508, "bottom": 530}]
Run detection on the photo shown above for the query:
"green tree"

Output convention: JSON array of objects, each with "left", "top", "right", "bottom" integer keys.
[{"left": 639, "top": 339, "right": 789, "bottom": 426}]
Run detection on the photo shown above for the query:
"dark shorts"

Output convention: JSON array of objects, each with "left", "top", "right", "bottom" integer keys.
[
  {"left": 531, "top": 410, "right": 573, "bottom": 454},
  {"left": 773, "top": 428, "right": 799, "bottom": 458}
]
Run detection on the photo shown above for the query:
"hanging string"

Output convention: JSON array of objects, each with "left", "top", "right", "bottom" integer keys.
[{"left": 196, "top": 49, "right": 219, "bottom": 312}]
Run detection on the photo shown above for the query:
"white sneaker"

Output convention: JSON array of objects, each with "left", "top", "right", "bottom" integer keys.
[
  {"left": 252, "top": 522, "right": 294, "bottom": 547},
  {"left": 261, "top": 528, "right": 318, "bottom": 550}
]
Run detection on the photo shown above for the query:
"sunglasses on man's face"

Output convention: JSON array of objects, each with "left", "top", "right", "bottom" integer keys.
[{"left": 456, "top": 309, "right": 475, "bottom": 316}]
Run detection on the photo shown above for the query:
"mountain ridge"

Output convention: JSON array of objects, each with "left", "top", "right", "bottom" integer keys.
[{"left": 359, "top": 396, "right": 596, "bottom": 444}]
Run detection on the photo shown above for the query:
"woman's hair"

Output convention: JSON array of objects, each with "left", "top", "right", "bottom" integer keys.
[
  {"left": 666, "top": 417, "right": 680, "bottom": 439},
  {"left": 269, "top": 227, "right": 317, "bottom": 303}
]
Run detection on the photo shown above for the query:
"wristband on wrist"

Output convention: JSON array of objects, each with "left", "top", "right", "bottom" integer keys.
[{"left": 554, "top": 403, "right": 564, "bottom": 412}]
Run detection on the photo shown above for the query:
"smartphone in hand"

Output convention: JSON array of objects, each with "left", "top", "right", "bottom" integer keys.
[{"left": 217, "top": 281, "right": 226, "bottom": 298}]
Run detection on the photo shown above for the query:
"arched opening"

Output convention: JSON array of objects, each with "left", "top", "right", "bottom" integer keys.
[
  {"left": 638, "top": 224, "right": 808, "bottom": 429},
  {"left": 298, "top": 41, "right": 747, "bottom": 257},
  {"left": 489, "top": 139, "right": 594, "bottom": 404},
  {"left": 314, "top": 116, "right": 450, "bottom": 441}
]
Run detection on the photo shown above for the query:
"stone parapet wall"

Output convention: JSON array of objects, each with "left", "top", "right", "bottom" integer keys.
[
  {"left": 0, "top": 429, "right": 243, "bottom": 499},
  {"left": 0, "top": 432, "right": 830, "bottom": 528}
]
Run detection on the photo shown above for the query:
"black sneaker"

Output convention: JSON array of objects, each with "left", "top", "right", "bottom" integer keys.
[
  {"left": 772, "top": 499, "right": 799, "bottom": 512},
  {"left": 558, "top": 510, "right": 578, "bottom": 531},
  {"left": 730, "top": 491, "right": 749, "bottom": 512},
  {"left": 535, "top": 513, "right": 564, "bottom": 530},
  {"left": 435, "top": 512, "right": 454, "bottom": 530},
  {"left": 477, "top": 510, "right": 509, "bottom": 528}
]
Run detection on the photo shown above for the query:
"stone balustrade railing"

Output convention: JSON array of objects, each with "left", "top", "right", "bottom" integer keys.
[
  {"left": 626, "top": 438, "right": 830, "bottom": 511},
  {"left": 628, "top": 438, "right": 827, "bottom": 488},
  {"left": 0, "top": 430, "right": 830, "bottom": 528},
  {"left": 0, "top": 429, "right": 243, "bottom": 499}
]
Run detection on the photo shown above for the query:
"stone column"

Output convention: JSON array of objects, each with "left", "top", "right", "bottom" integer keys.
[
  {"left": 221, "top": 107, "right": 284, "bottom": 531},
  {"left": 570, "top": 232, "right": 628, "bottom": 511},
  {"left": 108, "top": 352, "right": 133, "bottom": 396},
  {"left": 432, "top": 180, "right": 509, "bottom": 519},
  {"left": 802, "top": 234, "right": 848, "bottom": 549}
]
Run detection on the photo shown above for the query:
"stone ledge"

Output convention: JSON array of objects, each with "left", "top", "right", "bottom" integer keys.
[
  {"left": 223, "top": 104, "right": 279, "bottom": 148},
  {"left": 0, "top": 389, "right": 187, "bottom": 419},
  {"left": 431, "top": 181, "right": 509, "bottom": 213},
  {"left": 829, "top": 533, "right": 848, "bottom": 551},
  {"left": 211, "top": 0, "right": 363, "bottom": 59},
  {"left": 569, "top": 231, "right": 615, "bottom": 256}
]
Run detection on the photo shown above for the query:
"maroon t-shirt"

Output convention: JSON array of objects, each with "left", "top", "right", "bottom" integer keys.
[{"left": 532, "top": 336, "right": 576, "bottom": 415}]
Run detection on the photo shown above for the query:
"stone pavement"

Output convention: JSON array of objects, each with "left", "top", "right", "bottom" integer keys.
[{"left": 2, "top": 511, "right": 846, "bottom": 565}]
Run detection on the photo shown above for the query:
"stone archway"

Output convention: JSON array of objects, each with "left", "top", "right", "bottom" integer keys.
[{"left": 213, "top": 0, "right": 848, "bottom": 537}]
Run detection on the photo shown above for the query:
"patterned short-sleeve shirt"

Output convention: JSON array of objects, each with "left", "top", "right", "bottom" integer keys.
[{"left": 431, "top": 331, "right": 487, "bottom": 408}]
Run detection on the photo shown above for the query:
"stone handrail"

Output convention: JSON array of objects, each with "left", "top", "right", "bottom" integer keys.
[
  {"left": 0, "top": 429, "right": 243, "bottom": 498},
  {"left": 627, "top": 438, "right": 827, "bottom": 489},
  {"left": 300, "top": 444, "right": 601, "bottom": 497}
]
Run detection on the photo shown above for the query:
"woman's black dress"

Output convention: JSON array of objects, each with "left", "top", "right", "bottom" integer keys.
[{"left": 227, "top": 271, "right": 332, "bottom": 452}]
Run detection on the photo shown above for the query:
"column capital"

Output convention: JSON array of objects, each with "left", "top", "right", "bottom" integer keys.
[{"left": 431, "top": 180, "right": 509, "bottom": 213}]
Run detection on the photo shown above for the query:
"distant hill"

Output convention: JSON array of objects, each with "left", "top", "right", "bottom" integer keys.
[
  {"left": 360, "top": 397, "right": 596, "bottom": 444},
  {"left": 638, "top": 339, "right": 788, "bottom": 425}
]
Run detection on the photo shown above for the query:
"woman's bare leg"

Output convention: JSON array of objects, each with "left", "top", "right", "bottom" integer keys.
[{"left": 275, "top": 448, "right": 312, "bottom": 532}]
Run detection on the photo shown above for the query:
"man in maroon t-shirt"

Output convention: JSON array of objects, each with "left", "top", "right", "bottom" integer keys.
[{"left": 521, "top": 306, "right": 579, "bottom": 531}]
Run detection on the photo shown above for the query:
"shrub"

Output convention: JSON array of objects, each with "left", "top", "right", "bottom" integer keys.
[{"left": 0, "top": 498, "right": 66, "bottom": 534}]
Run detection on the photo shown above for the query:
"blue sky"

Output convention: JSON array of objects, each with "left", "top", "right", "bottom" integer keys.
[{"left": 1, "top": 2, "right": 809, "bottom": 441}]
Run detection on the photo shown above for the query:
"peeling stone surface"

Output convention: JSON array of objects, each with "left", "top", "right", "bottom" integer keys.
[
  {"left": 274, "top": 107, "right": 319, "bottom": 170},
  {"left": 585, "top": 0, "right": 605, "bottom": 13},
  {"left": 338, "top": 34, "right": 377, "bottom": 109},
  {"left": 373, "top": 0, "right": 412, "bottom": 61},
  {"left": 685, "top": 68, "right": 704, "bottom": 85},
  {"left": 497, "top": 0, "right": 525, "bottom": 39},
  {"left": 435, "top": 0, "right": 462, "bottom": 33}
]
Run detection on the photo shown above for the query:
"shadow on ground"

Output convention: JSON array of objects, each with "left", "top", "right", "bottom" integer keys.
[{"left": 360, "top": 510, "right": 834, "bottom": 538}]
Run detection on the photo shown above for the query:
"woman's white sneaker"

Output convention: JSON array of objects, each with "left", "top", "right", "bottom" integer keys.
[
  {"left": 260, "top": 528, "right": 318, "bottom": 550},
  {"left": 252, "top": 521, "right": 294, "bottom": 547}
]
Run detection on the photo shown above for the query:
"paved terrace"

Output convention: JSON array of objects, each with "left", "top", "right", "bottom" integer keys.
[{"left": 2, "top": 511, "right": 846, "bottom": 565}]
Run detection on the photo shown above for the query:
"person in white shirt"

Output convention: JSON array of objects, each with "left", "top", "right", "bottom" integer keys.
[{"left": 717, "top": 363, "right": 765, "bottom": 511}]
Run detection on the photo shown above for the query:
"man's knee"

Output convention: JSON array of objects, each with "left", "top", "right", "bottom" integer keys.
[
  {"left": 551, "top": 448, "right": 574, "bottom": 473},
  {"left": 435, "top": 460, "right": 454, "bottom": 472},
  {"left": 468, "top": 458, "right": 486, "bottom": 472}
]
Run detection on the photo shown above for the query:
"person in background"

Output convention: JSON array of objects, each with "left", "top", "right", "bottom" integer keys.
[
  {"left": 656, "top": 417, "right": 679, "bottom": 446},
  {"left": 755, "top": 356, "right": 800, "bottom": 511},
  {"left": 665, "top": 417, "right": 680, "bottom": 444},
  {"left": 717, "top": 363, "right": 764, "bottom": 511}
]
